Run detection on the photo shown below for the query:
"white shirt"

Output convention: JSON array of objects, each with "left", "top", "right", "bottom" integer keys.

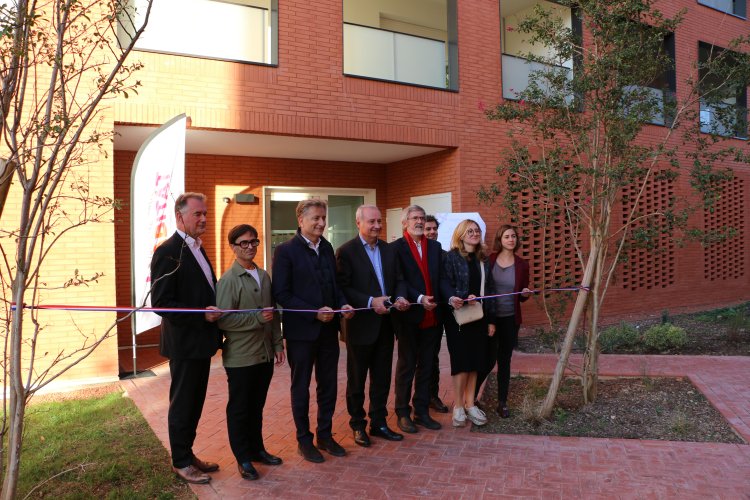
[{"left": 177, "top": 229, "right": 214, "bottom": 291}]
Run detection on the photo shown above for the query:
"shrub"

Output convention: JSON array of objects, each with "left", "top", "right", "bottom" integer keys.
[
  {"left": 643, "top": 323, "right": 687, "bottom": 352},
  {"left": 599, "top": 322, "right": 640, "bottom": 353}
]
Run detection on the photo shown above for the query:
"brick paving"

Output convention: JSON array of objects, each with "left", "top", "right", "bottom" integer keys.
[{"left": 121, "top": 348, "right": 750, "bottom": 499}]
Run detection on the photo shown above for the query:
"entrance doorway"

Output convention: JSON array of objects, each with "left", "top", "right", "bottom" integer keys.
[{"left": 262, "top": 187, "right": 376, "bottom": 268}]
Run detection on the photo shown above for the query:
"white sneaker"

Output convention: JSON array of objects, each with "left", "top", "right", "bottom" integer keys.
[
  {"left": 452, "top": 407, "right": 466, "bottom": 427},
  {"left": 466, "top": 406, "right": 487, "bottom": 426}
]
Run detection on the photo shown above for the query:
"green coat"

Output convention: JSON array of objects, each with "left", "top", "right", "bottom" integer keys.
[{"left": 216, "top": 261, "right": 283, "bottom": 368}]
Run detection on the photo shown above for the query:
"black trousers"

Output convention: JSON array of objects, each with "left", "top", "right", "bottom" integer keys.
[
  {"left": 346, "top": 318, "right": 394, "bottom": 430},
  {"left": 476, "top": 315, "right": 519, "bottom": 403},
  {"left": 394, "top": 324, "right": 441, "bottom": 417},
  {"left": 225, "top": 362, "right": 274, "bottom": 462},
  {"left": 429, "top": 328, "right": 444, "bottom": 399},
  {"left": 168, "top": 358, "right": 211, "bottom": 468},
  {"left": 286, "top": 324, "right": 339, "bottom": 443}
]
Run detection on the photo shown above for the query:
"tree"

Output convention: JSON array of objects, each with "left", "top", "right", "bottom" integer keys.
[
  {"left": 0, "top": 1, "right": 151, "bottom": 497},
  {"left": 478, "top": 0, "right": 750, "bottom": 418}
]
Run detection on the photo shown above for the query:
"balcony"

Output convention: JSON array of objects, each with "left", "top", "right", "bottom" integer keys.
[
  {"left": 501, "top": 53, "right": 573, "bottom": 101},
  {"left": 343, "top": 23, "right": 448, "bottom": 89},
  {"left": 700, "top": 102, "right": 748, "bottom": 139}
]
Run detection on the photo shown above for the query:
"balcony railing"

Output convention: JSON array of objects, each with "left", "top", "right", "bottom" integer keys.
[
  {"left": 623, "top": 86, "right": 676, "bottom": 126},
  {"left": 343, "top": 23, "right": 447, "bottom": 89},
  {"left": 502, "top": 53, "right": 573, "bottom": 101},
  {"left": 700, "top": 101, "right": 748, "bottom": 139}
]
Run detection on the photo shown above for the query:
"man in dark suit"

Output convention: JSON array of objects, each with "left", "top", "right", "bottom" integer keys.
[
  {"left": 424, "top": 215, "right": 450, "bottom": 414},
  {"left": 336, "top": 205, "right": 410, "bottom": 447},
  {"left": 392, "top": 205, "right": 446, "bottom": 433},
  {"left": 272, "top": 199, "right": 354, "bottom": 463},
  {"left": 150, "top": 192, "right": 223, "bottom": 484}
]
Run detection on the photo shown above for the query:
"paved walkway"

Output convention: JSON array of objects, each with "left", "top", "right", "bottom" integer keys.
[{"left": 121, "top": 348, "right": 750, "bottom": 499}]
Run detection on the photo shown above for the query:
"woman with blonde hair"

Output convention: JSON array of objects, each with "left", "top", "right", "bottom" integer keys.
[{"left": 440, "top": 219, "right": 496, "bottom": 427}]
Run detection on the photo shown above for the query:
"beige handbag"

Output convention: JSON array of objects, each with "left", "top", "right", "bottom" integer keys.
[{"left": 452, "top": 261, "right": 485, "bottom": 326}]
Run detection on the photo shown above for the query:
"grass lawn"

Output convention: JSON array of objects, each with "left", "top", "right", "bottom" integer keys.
[{"left": 18, "top": 388, "right": 194, "bottom": 499}]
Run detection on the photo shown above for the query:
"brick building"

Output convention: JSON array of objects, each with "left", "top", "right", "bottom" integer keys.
[{"left": 7, "top": 0, "right": 748, "bottom": 385}]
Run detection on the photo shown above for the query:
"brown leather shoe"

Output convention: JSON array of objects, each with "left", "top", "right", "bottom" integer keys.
[
  {"left": 192, "top": 456, "right": 219, "bottom": 473},
  {"left": 173, "top": 464, "right": 211, "bottom": 484}
]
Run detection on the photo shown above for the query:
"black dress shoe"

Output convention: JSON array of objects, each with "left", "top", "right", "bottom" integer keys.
[
  {"left": 298, "top": 441, "right": 325, "bottom": 463},
  {"left": 316, "top": 437, "right": 347, "bottom": 457},
  {"left": 414, "top": 414, "right": 442, "bottom": 430},
  {"left": 497, "top": 402, "right": 510, "bottom": 419},
  {"left": 429, "top": 396, "right": 450, "bottom": 413},
  {"left": 369, "top": 425, "right": 404, "bottom": 441},
  {"left": 249, "top": 450, "right": 283, "bottom": 466},
  {"left": 237, "top": 462, "right": 259, "bottom": 480},
  {"left": 353, "top": 429, "right": 370, "bottom": 447},
  {"left": 397, "top": 415, "right": 417, "bottom": 434}
]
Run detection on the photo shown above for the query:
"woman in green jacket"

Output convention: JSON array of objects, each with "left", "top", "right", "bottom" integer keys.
[{"left": 217, "top": 224, "right": 284, "bottom": 481}]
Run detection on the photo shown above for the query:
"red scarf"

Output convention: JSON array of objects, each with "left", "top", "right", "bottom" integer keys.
[{"left": 405, "top": 230, "right": 436, "bottom": 328}]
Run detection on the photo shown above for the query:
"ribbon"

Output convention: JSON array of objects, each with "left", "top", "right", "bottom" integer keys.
[{"left": 9, "top": 286, "right": 589, "bottom": 314}]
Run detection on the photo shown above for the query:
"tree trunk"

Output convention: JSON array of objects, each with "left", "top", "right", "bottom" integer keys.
[
  {"left": 2, "top": 273, "right": 27, "bottom": 500},
  {"left": 582, "top": 268, "right": 601, "bottom": 404},
  {"left": 538, "top": 243, "right": 598, "bottom": 419}
]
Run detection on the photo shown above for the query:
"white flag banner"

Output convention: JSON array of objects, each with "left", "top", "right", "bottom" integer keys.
[
  {"left": 131, "top": 114, "right": 187, "bottom": 335},
  {"left": 434, "top": 213, "right": 487, "bottom": 251}
]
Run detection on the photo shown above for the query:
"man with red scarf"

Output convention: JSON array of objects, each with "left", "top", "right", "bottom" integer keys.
[{"left": 391, "top": 205, "right": 447, "bottom": 433}]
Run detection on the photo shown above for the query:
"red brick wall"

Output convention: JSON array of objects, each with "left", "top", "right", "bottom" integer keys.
[{"left": 113, "top": 0, "right": 750, "bottom": 341}]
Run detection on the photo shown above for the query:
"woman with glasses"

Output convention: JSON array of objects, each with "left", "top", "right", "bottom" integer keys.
[
  {"left": 216, "top": 224, "right": 285, "bottom": 481},
  {"left": 441, "top": 219, "right": 496, "bottom": 427}
]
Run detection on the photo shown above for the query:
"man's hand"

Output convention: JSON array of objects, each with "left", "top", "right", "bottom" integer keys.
[
  {"left": 521, "top": 287, "right": 533, "bottom": 298},
  {"left": 341, "top": 304, "right": 355, "bottom": 320},
  {"left": 316, "top": 306, "right": 335, "bottom": 322},
  {"left": 204, "top": 306, "right": 222, "bottom": 322},
  {"left": 488, "top": 323, "right": 496, "bottom": 337},
  {"left": 421, "top": 295, "right": 437, "bottom": 311},
  {"left": 393, "top": 297, "right": 410, "bottom": 312},
  {"left": 449, "top": 296, "right": 463, "bottom": 309},
  {"left": 371, "top": 296, "right": 390, "bottom": 314},
  {"left": 260, "top": 307, "right": 274, "bottom": 322},
  {"left": 274, "top": 351, "right": 286, "bottom": 366}
]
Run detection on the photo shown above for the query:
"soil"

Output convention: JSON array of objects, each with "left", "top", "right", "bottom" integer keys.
[
  {"left": 474, "top": 376, "right": 745, "bottom": 444},
  {"left": 517, "top": 305, "right": 750, "bottom": 356}
]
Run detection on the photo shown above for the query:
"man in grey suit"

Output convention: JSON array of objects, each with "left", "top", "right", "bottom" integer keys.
[{"left": 336, "top": 205, "right": 409, "bottom": 447}]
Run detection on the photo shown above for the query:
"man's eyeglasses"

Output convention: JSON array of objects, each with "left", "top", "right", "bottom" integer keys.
[
  {"left": 408, "top": 216, "right": 425, "bottom": 222},
  {"left": 234, "top": 239, "right": 260, "bottom": 248}
]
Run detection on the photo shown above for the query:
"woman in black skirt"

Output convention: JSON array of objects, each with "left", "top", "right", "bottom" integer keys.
[{"left": 441, "top": 219, "right": 496, "bottom": 427}]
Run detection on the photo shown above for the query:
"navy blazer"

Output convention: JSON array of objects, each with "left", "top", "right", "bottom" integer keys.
[
  {"left": 391, "top": 236, "right": 447, "bottom": 325},
  {"left": 272, "top": 231, "right": 347, "bottom": 341},
  {"left": 336, "top": 236, "right": 406, "bottom": 345},
  {"left": 150, "top": 232, "right": 221, "bottom": 360}
]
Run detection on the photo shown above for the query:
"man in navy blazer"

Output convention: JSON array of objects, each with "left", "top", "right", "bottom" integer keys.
[
  {"left": 150, "top": 192, "right": 222, "bottom": 484},
  {"left": 391, "top": 205, "right": 447, "bottom": 433},
  {"left": 272, "top": 199, "right": 353, "bottom": 463},
  {"left": 336, "top": 205, "right": 409, "bottom": 448}
]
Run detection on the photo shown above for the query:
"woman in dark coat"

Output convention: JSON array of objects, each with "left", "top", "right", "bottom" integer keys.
[{"left": 441, "top": 219, "right": 496, "bottom": 427}]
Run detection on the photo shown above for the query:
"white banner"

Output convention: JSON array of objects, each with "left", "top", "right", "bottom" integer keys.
[
  {"left": 434, "top": 213, "right": 487, "bottom": 252},
  {"left": 131, "top": 114, "right": 187, "bottom": 335}
]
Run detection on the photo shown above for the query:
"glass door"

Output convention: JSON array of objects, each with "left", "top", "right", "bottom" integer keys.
[{"left": 262, "top": 187, "right": 375, "bottom": 268}]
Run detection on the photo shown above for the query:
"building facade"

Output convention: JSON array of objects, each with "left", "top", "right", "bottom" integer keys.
[{"left": 10, "top": 0, "right": 749, "bottom": 384}]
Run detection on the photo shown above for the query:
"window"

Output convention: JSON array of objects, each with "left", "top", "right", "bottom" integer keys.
[
  {"left": 343, "top": 0, "right": 458, "bottom": 90},
  {"left": 623, "top": 32, "right": 676, "bottom": 126},
  {"left": 699, "top": 42, "right": 748, "bottom": 139},
  {"left": 118, "top": 0, "right": 278, "bottom": 65},
  {"left": 500, "top": 0, "right": 576, "bottom": 100},
  {"left": 697, "top": 0, "right": 746, "bottom": 18}
]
